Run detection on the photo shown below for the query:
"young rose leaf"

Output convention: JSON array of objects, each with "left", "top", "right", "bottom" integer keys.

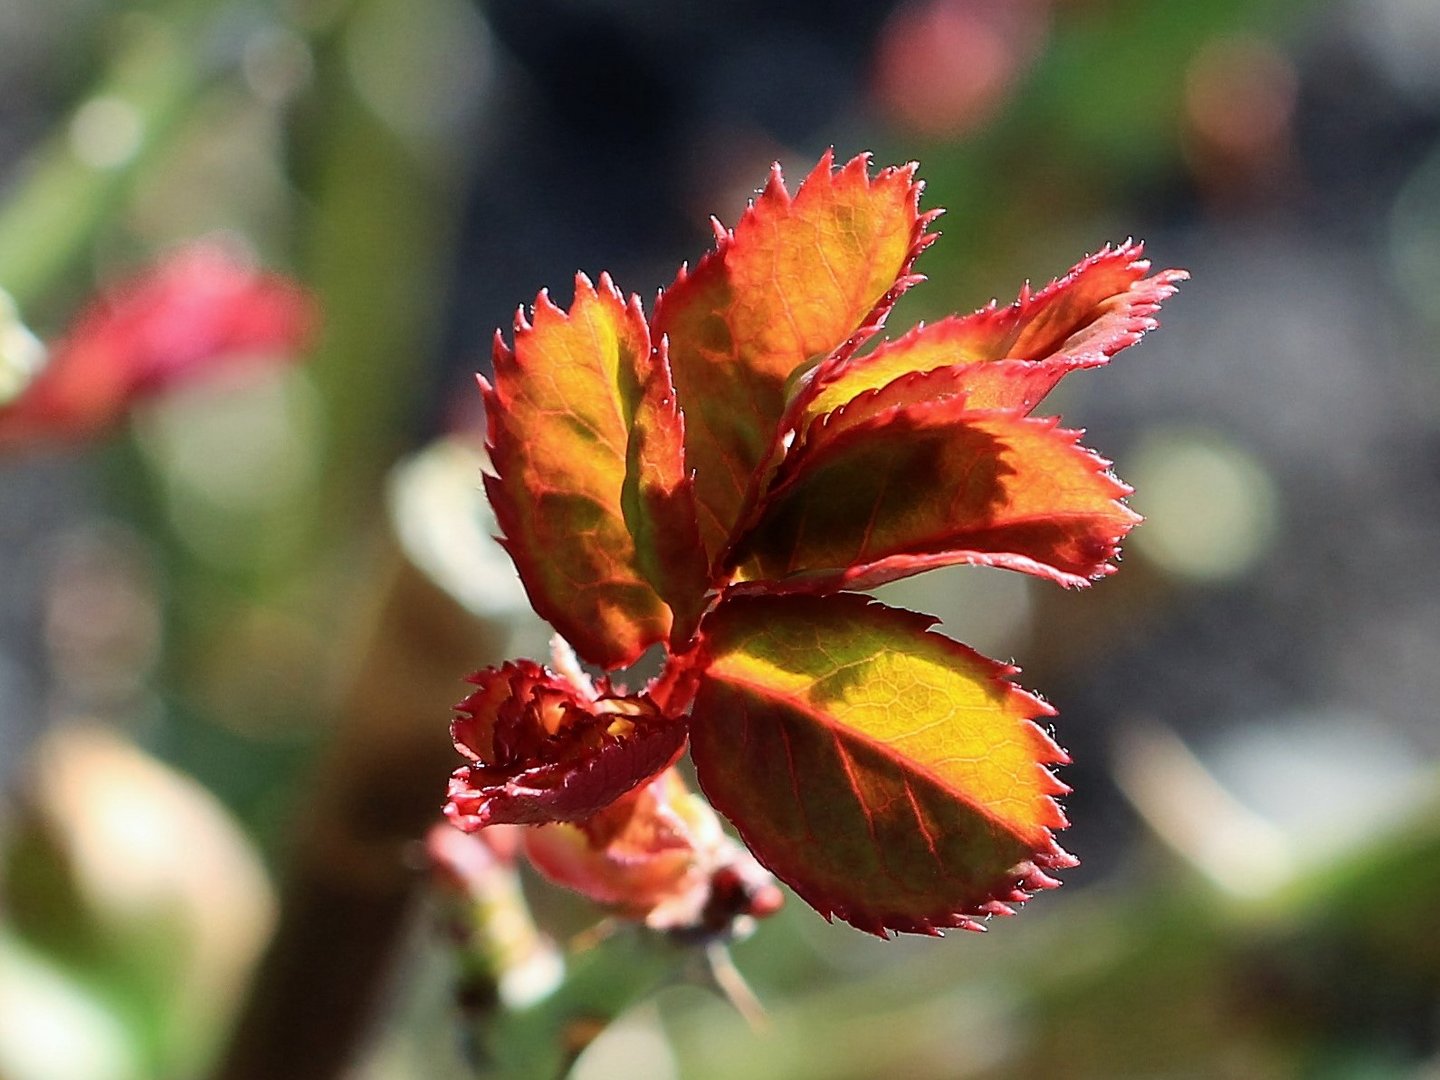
[
  {"left": 795, "top": 242, "right": 1187, "bottom": 429},
  {"left": 728, "top": 396, "right": 1138, "bottom": 592},
  {"left": 792, "top": 360, "right": 1070, "bottom": 454},
  {"left": 483, "top": 274, "right": 689, "bottom": 667},
  {"left": 446, "top": 660, "right": 686, "bottom": 830},
  {"left": 689, "top": 593, "right": 1073, "bottom": 937},
  {"left": 621, "top": 343, "right": 710, "bottom": 649},
  {"left": 653, "top": 150, "right": 936, "bottom": 560}
]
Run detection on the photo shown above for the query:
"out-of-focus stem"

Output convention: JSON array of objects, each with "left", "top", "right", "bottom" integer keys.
[
  {"left": 211, "top": 439, "right": 544, "bottom": 1080},
  {"left": 427, "top": 824, "right": 568, "bottom": 1066},
  {"left": 210, "top": 551, "right": 500, "bottom": 1080},
  {"left": 0, "top": 5, "right": 210, "bottom": 314}
]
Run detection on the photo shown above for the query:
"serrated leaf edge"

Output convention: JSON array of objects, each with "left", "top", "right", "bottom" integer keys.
[
  {"left": 480, "top": 272, "right": 670, "bottom": 668},
  {"left": 735, "top": 397, "right": 1139, "bottom": 591}
]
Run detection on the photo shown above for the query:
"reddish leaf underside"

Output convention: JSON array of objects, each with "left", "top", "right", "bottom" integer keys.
[
  {"left": 521, "top": 768, "right": 706, "bottom": 918},
  {"left": 446, "top": 661, "right": 687, "bottom": 829},
  {"left": 482, "top": 274, "right": 680, "bottom": 668},
  {"left": 729, "top": 395, "right": 1139, "bottom": 592},
  {"left": 653, "top": 150, "right": 935, "bottom": 562},
  {"left": 794, "top": 242, "right": 1188, "bottom": 430},
  {"left": 689, "top": 593, "right": 1073, "bottom": 936}
]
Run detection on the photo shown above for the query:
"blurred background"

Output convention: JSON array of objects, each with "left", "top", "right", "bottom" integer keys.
[{"left": 3, "top": 0, "right": 1440, "bottom": 1077}]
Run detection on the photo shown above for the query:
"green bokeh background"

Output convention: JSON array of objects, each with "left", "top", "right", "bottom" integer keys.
[{"left": 5, "top": 1, "right": 1440, "bottom": 1077}]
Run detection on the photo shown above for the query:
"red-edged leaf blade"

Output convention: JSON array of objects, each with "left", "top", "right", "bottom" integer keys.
[
  {"left": 730, "top": 397, "right": 1138, "bottom": 591},
  {"left": 797, "top": 242, "right": 1186, "bottom": 427},
  {"left": 689, "top": 593, "right": 1073, "bottom": 936},
  {"left": 621, "top": 341, "right": 710, "bottom": 649},
  {"left": 483, "top": 274, "right": 672, "bottom": 667},
  {"left": 653, "top": 151, "right": 935, "bottom": 560},
  {"left": 793, "top": 359, "right": 1071, "bottom": 451}
]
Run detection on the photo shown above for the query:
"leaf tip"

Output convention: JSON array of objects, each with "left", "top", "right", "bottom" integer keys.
[
  {"left": 511, "top": 302, "right": 532, "bottom": 334},
  {"left": 763, "top": 160, "right": 791, "bottom": 204}
]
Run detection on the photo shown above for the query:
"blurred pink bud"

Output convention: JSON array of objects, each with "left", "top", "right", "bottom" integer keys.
[
  {"left": 427, "top": 822, "right": 522, "bottom": 895},
  {"left": 872, "top": 0, "right": 1051, "bottom": 139},
  {"left": 0, "top": 241, "right": 315, "bottom": 447},
  {"left": 1183, "top": 35, "right": 1299, "bottom": 200},
  {"left": 522, "top": 768, "right": 783, "bottom": 933}
]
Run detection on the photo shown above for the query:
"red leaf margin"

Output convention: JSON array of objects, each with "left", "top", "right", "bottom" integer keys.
[
  {"left": 792, "top": 240, "right": 1188, "bottom": 432},
  {"left": 730, "top": 398, "right": 1140, "bottom": 593}
]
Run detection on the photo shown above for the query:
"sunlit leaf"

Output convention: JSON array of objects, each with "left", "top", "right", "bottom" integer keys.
[
  {"left": 689, "top": 593, "right": 1073, "bottom": 936},
  {"left": 729, "top": 395, "right": 1138, "bottom": 591},
  {"left": 459, "top": 150, "right": 1185, "bottom": 942},
  {"left": 795, "top": 242, "right": 1186, "bottom": 428},
  {"left": 653, "top": 150, "right": 936, "bottom": 560},
  {"left": 621, "top": 342, "right": 710, "bottom": 649},
  {"left": 482, "top": 274, "right": 673, "bottom": 667}
]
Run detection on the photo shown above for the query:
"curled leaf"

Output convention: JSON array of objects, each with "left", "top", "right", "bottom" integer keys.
[
  {"left": 796, "top": 241, "right": 1187, "bottom": 428},
  {"left": 689, "top": 593, "right": 1074, "bottom": 937},
  {"left": 445, "top": 661, "right": 686, "bottom": 830},
  {"left": 621, "top": 342, "right": 710, "bottom": 649}
]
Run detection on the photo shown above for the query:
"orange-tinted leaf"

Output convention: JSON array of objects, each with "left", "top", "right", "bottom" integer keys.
[
  {"left": 483, "top": 274, "right": 674, "bottom": 667},
  {"left": 729, "top": 396, "right": 1138, "bottom": 591},
  {"left": 794, "top": 360, "right": 1067, "bottom": 452},
  {"left": 653, "top": 151, "right": 936, "bottom": 560},
  {"left": 689, "top": 593, "right": 1073, "bottom": 937},
  {"left": 446, "top": 660, "right": 686, "bottom": 829},
  {"left": 622, "top": 342, "right": 710, "bottom": 649},
  {"left": 796, "top": 242, "right": 1186, "bottom": 428}
]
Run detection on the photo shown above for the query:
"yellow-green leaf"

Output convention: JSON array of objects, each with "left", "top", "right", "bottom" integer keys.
[{"left": 689, "top": 593, "right": 1073, "bottom": 936}]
